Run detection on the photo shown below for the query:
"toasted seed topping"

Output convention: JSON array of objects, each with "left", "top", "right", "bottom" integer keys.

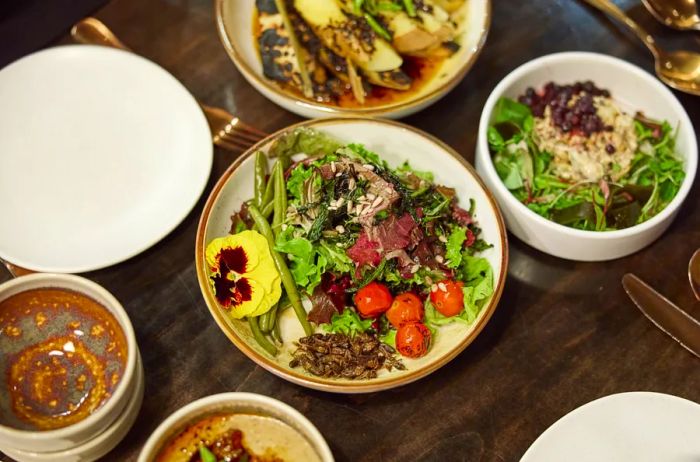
[
  {"left": 362, "top": 164, "right": 375, "bottom": 171},
  {"left": 439, "top": 235, "right": 448, "bottom": 243},
  {"left": 438, "top": 282, "right": 447, "bottom": 292},
  {"left": 335, "top": 225, "right": 345, "bottom": 233}
]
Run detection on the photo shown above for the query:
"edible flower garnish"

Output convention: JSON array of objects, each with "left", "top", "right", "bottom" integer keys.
[{"left": 206, "top": 230, "right": 282, "bottom": 319}]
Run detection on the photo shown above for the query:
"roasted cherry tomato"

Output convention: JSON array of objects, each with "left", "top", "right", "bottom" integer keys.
[
  {"left": 396, "top": 322, "right": 431, "bottom": 358},
  {"left": 430, "top": 280, "right": 464, "bottom": 317},
  {"left": 386, "top": 292, "right": 423, "bottom": 329},
  {"left": 354, "top": 281, "right": 393, "bottom": 318}
]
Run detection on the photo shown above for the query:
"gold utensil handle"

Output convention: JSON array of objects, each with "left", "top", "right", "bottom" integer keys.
[
  {"left": 72, "top": 17, "right": 130, "bottom": 51},
  {"left": 581, "top": 0, "right": 660, "bottom": 58}
]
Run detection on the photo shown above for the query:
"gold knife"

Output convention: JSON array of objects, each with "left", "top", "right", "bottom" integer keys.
[{"left": 622, "top": 273, "right": 700, "bottom": 358}]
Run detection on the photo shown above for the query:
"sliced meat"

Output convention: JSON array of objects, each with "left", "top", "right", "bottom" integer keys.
[
  {"left": 347, "top": 231, "right": 381, "bottom": 267},
  {"left": 452, "top": 204, "right": 473, "bottom": 226},
  {"left": 367, "top": 213, "right": 422, "bottom": 252}
]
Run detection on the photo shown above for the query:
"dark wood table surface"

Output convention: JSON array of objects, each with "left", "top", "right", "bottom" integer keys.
[{"left": 2, "top": 0, "right": 699, "bottom": 460}]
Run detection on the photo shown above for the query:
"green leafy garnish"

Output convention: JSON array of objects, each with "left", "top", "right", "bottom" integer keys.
[{"left": 324, "top": 309, "right": 372, "bottom": 336}]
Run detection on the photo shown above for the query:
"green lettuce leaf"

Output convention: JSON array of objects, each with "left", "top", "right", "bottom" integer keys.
[
  {"left": 268, "top": 127, "right": 342, "bottom": 159},
  {"left": 445, "top": 227, "right": 467, "bottom": 269},
  {"left": 324, "top": 309, "right": 372, "bottom": 336}
]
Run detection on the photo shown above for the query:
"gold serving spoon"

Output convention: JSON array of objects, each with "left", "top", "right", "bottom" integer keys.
[
  {"left": 582, "top": 0, "right": 700, "bottom": 96},
  {"left": 641, "top": 0, "right": 700, "bottom": 31}
]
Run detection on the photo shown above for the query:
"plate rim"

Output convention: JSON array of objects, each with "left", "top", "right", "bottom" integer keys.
[
  {"left": 214, "top": 0, "right": 492, "bottom": 116},
  {"left": 195, "top": 117, "right": 508, "bottom": 393},
  {"left": 0, "top": 44, "right": 213, "bottom": 273}
]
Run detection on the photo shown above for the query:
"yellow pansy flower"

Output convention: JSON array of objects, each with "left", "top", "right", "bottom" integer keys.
[{"left": 205, "top": 230, "right": 282, "bottom": 319}]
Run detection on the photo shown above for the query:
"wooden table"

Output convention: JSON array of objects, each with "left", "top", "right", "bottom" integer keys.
[{"left": 2, "top": 0, "right": 699, "bottom": 460}]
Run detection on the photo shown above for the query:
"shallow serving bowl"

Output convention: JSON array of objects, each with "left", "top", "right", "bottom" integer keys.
[
  {"left": 138, "top": 393, "right": 333, "bottom": 462},
  {"left": 475, "top": 52, "right": 698, "bottom": 261},
  {"left": 215, "top": 0, "right": 490, "bottom": 119},
  {"left": 195, "top": 118, "right": 508, "bottom": 393}
]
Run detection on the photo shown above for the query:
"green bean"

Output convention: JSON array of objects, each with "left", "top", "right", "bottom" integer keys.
[
  {"left": 254, "top": 151, "right": 267, "bottom": 208},
  {"left": 271, "top": 161, "right": 287, "bottom": 238},
  {"left": 272, "top": 317, "right": 282, "bottom": 344},
  {"left": 261, "top": 200, "right": 274, "bottom": 219},
  {"left": 402, "top": 0, "right": 416, "bottom": 16},
  {"left": 267, "top": 303, "right": 279, "bottom": 333},
  {"left": 199, "top": 447, "right": 217, "bottom": 462},
  {"left": 261, "top": 160, "right": 276, "bottom": 208},
  {"left": 248, "top": 316, "right": 277, "bottom": 356},
  {"left": 248, "top": 204, "right": 313, "bottom": 336},
  {"left": 259, "top": 301, "right": 277, "bottom": 333}
]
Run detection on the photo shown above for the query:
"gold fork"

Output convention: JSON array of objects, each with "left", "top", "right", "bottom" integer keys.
[{"left": 71, "top": 17, "right": 267, "bottom": 152}]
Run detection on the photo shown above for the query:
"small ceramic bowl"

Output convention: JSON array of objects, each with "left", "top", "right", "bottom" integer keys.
[
  {"left": 215, "top": 0, "right": 490, "bottom": 119},
  {"left": 195, "top": 118, "right": 508, "bottom": 392},
  {"left": 0, "top": 353, "right": 144, "bottom": 462},
  {"left": 0, "top": 273, "right": 139, "bottom": 453},
  {"left": 475, "top": 52, "right": 698, "bottom": 261},
  {"left": 138, "top": 393, "right": 334, "bottom": 462}
]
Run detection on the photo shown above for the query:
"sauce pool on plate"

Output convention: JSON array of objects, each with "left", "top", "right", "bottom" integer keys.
[{"left": 0, "top": 288, "right": 128, "bottom": 431}]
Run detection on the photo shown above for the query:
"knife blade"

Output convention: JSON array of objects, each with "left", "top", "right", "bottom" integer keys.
[{"left": 622, "top": 273, "right": 700, "bottom": 358}]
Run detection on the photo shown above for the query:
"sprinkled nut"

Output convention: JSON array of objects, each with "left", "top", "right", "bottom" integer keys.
[
  {"left": 366, "top": 193, "right": 376, "bottom": 200},
  {"left": 425, "top": 276, "right": 433, "bottom": 285},
  {"left": 438, "top": 235, "right": 448, "bottom": 243},
  {"left": 362, "top": 164, "right": 375, "bottom": 171},
  {"left": 336, "top": 242, "right": 344, "bottom": 247},
  {"left": 347, "top": 201, "right": 353, "bottom": 213},
  {"left": 410, "top": 264, "right": 420, "bottom": 274},
  {"left": 372, "top": 196, "right": 383, "bottom": 208},
  {"left": 438, "top": 282, "right": 447, "bottom": 292},
  {"left": 348, "top": 178, "right": 356, "bottom": 190},
  {"left": 335, "top": 172, "right": 342, "bottom": 177},
  {"left": 335, "top": 225, "right": 345, "bottom": 233},
  {"left": 331, "top": 161, "right": 336, "bottom": 173},
  {"left": 430, "top": 284, "right": 438, "bottom": 292},
  {"left": 435, "top": 255, "right": 444, "bottom": 263},
  {"left": 336, "top": 197, "right": 344, "bottom": 207}
]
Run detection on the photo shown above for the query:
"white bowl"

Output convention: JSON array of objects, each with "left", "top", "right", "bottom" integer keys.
[
  {"left": 475, "top": 52, "right": 698, "bottom": 261},
  {"left": 0, "top": 353, "right": 144, "bottom": 462},
  {"left": 195, "top": 118, "right": 508, "bottom": 392},
  {"left": 0, "top": 274, "right": 139, "bottom": 453},
  {"left": 138, "top": 393, "right": 334, "bottom": 462},
  {"left": 215, "top": 0, "right": 490, "bottom": 119}
]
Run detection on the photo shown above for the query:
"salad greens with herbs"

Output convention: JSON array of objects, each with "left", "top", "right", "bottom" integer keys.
[
  {"left": 211, "top": 127, "right": 496, "bottom": 378},
  {"left": 488, "top": 96, "right": 685, "bottom": 231}
]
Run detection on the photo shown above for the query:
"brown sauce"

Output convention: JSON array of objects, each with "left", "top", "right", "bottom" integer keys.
[
  {"left": 156, "top": 413, "right": 321, "bottom": 462},
  {"left": 251, "top": 9, "right": 446, "bottom": 108},
  {"left": 0, "top": 288, "right": 128, "bottom": 431}
]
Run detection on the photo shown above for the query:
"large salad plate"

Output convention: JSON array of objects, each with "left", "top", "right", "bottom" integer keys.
[
  {"left": 0, "top": 45, "right": 213, "bottom": 273},
  {"left": 195, "top": 118, "right": 507, "bottom": 392}
]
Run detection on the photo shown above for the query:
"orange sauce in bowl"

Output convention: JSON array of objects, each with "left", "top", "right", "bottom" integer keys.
[{"left": 0, "top": 288, "right": 128, "bottom": 431}]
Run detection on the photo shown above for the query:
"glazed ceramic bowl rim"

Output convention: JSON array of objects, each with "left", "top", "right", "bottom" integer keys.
[
  {"left": 195, "top": 117, "right": 508, "bottom": 393},
  {"left": 0, "top": 273, "right": 138, "bottom": 441},
  {"left": 137, "top": 392, "right": 334, "bottom": 462},
  {"left": 477, "top": 51, "right": 698, "bottom": 239},
  {"left": 214, "top": 0, "right": 492, "bottom": 117}
]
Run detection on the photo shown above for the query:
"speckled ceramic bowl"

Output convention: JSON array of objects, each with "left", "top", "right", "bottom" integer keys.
[
  {"left": 195, "top": 118, "right": 508, "bottom": 393},
  {"left": 138, "top": 393, "right": 333, "bottom": 462},
  {"left": 215, "top": 0, "right": 491, "bottom": 119},
  {"left": 0, "top": 273, "right": 138, "bottom": 453}
]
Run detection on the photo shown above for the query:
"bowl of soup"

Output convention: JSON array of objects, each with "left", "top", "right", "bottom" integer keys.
[
  {"left": 0, "top": 273, "right": 139, "bottom": 453},
  {"left": 139, "top": 393, "right": 333, "bottom": 462}
]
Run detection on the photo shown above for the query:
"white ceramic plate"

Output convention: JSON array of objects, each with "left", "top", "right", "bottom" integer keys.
[
  {"left": 216, "top": 0, "right": 490, "bottom": 119},
  {"left": 521, "top": 392, "right": 700, "bottom": 461},
  {"left": 0, "top": 45, "right": 213, "bottom": 273},
  {"left": 196, "top": 118, "right": 508, "bottom": 392}
]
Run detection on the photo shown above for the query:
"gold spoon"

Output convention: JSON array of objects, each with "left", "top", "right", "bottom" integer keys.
[
  {"left": 583, "top": 0, "right": 700, "bottom": 96},
  {"left": 641, "top": 0, "right": 700, "bottom": 31},
  {"left": 690, "top": 249, "right": 700, "bottom": 301}
]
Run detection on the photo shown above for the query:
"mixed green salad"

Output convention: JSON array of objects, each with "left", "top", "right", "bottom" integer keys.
[
  {"left": 488, "top": 81, "right": 685, "bottom": 231},
  {"left": 206, "top": 127, "right": 495, "bottom": 379}
]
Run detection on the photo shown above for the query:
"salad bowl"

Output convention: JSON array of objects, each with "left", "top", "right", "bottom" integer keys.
[
  {"left": 475, "top": 52, "right": 697, "bottom": 261},
  {"left": 215, "top": 0, "right": 491, "bottom": 119},
  {"left": 195, "top": 118, "right": 507, "bottom": 393}
]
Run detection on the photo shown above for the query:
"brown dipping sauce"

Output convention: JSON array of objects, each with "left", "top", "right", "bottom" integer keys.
[
  {"left": 251, "top": 9, "right": 446, "bottom": 109},
  {"left": 0, "top": 288, "right": 128, "bottom": 431},
  {"left": 156, "top": 413, "right": 321, "bottom": 462}
]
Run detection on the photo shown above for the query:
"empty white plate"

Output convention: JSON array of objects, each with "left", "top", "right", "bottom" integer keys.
[
  {"left": 521, "top": 392, "right": 700, "bottom": 461},
  {"left": 0, "top": 45, "right": 213, "bottom": 272}
]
